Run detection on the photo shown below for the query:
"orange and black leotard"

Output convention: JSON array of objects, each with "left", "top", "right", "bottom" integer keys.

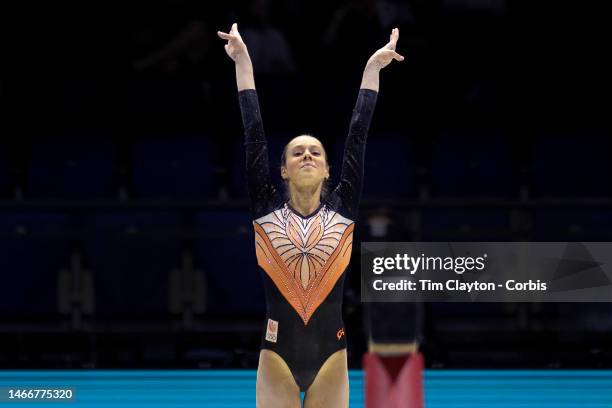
[{"left": 239, "top": 88, "right": 377, "bottom": 391}]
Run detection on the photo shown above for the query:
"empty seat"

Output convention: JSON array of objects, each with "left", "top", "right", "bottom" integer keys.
[
  {"left": 194, "top": 210, "right": 264, "bottom": 316},
  {"left": 430, "top": 134, "right": 514, "bottom": 197},
  {"left": 532, "top": 209, "right": 612, "bottom": 241},
  {"left": 333, "top": 134, "right": 417, "bottom": 199},
  {"left": 421, "top": 209, "right": 513, "bottom": 241},
  {"left": 531, "top": 135, "right": 611, "bottom": 197},
  {"left": 27, "top": 139, "right": 115, "bottom": 199},
  {"left": 84, "top": 211, "right": 182, "bottom": 316},
  {"left": 132, "top": 136, "right": 217, "bottom": 199},
  {"left": 0, "top": 212, "right": 69, "bottom": 315}
]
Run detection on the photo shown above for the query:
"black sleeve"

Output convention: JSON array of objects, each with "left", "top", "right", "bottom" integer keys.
[
  {"left": 331, "top": 88, "right": 378, "bottom": 218},
  {"left": 238, "top": 89, "right": 279, "bottom": 218}
]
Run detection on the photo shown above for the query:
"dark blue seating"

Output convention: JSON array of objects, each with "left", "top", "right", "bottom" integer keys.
[
  {"left": 194, "top": 210, "right": 264, "bottom": 316},
  {"left": 420, "top": 141, "right": 515, "bottom": 322},
  {"left": 84, "top": 211, "right": 182, "bottom": 316},
  {"left": 132, "top": 136, "right": 217, "bottom": 199},
  {"left": 532, "top": 209, "right": 612, "bottom": 241},
  {"left": 0, "top": 212, "right": 69, "bottom": 315},
  {"left": 421, "top": 208, "right": 514, "bottom": 324},
  {"left": 333, "top": 134, "right": 417, "bottom": 199},
  {"left": 531, "top": 135, "right": 611, "bottom": 197},
  {"left": 27, "top": 139, "right": 115, "bottom": 199},
  {"left": 430, "top": 134, "right": 514, "bottom": 197},
  {"left": 421, "top": 209, "right": 513, "bottom": 241}
]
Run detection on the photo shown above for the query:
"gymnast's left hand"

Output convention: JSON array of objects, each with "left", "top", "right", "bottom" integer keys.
[{"left": 366, "top": 27, "right": 404, "bottom": 70}]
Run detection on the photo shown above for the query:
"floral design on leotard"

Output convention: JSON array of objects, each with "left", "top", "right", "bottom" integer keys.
[{"left": 254, "top": 204, "right": 354, "bottom": 325}]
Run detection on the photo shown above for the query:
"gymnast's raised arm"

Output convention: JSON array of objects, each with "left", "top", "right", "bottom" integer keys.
[
  {"left": 218, "top": 23, "right": 277, "bottom": 215},
  {"left": 333, "top": 28, "right": 404, "bottom": 217}
]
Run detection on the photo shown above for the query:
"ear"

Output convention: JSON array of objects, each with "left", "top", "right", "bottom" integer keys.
[
  {"left": 324, "top": 165, "right": 330, "bottom": 180},
  {"left": 281, "top": 166, "right": 288, "bottom": 180}
]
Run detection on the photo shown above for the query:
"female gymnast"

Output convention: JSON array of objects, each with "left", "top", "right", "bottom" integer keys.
[{"left": 218, "top": 23, "right": 403, "bottom": 408}]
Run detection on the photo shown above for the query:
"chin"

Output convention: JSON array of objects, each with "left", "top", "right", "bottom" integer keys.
[{"left": 296, "top": 177, "right": 322, "bottom": 188}]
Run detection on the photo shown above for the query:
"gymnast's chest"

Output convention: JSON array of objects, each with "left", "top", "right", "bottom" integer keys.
[{"left": 252, "top": 204, "right": 354, "bottom": 287}]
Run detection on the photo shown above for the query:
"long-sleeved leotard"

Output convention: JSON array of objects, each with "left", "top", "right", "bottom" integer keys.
[{"left": 239, "top": 88, "right": 377, "bottom": 391}]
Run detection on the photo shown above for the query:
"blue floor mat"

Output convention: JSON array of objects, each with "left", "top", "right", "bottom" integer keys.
[{"left": 1, "top": 370, "right": 611, "bottom": 407}]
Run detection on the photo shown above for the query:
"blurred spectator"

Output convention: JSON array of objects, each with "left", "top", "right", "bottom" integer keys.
[
  {"left": 131, "top": 15, "right": 215, "bottom": 114},
  {"left": 366, "top": 207, "right": 393, "bottom": 238},
  {"left": 375, "top": 0, "right": 417, "bottom": 29},
  {"left": 323, "top": 0, "right": 386, "bottom": 72},
  {"left": 133, "top": 20, "right": 211, "bottom": 78},
  {"left": 238, "top": 0, "right": 297, "bottom": 75}
]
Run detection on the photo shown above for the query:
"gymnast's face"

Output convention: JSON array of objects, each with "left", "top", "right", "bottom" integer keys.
[{"left": 281, "top": 135, "right": 330, "bottom": 189}]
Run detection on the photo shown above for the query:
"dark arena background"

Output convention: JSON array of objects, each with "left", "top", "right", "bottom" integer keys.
[{"left": 1, "top": 0, "right": 611, "bottom": 406}]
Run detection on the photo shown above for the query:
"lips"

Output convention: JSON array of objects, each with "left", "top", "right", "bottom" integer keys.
[{"left": 301, "top": 163, "right": 316, "bottom": 169}]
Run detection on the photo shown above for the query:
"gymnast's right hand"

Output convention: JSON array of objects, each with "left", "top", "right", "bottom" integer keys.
[{"left": 217, "top": 23, "right": 250, "bottom": 63}]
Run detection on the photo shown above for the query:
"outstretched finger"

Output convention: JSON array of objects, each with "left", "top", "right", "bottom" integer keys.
[
  {"left": 385, "top": 27, "right": 399, "bottom": 50},
  {"left": 217, "top": 31, "right": 236, "bottom": 40},
  {"left": 391, "top": 28, "right": 399, "bottom": 44},
  {"left": 393, "top": 51, "right": 404, "bottom": 62},
  {"left": 230, "top": 23, "right": 239, "bottom": 35}
]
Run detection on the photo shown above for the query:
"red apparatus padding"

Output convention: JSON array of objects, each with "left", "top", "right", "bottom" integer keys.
[{"left": 363, "top": 352, "right": 424, "bottom": 408}]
